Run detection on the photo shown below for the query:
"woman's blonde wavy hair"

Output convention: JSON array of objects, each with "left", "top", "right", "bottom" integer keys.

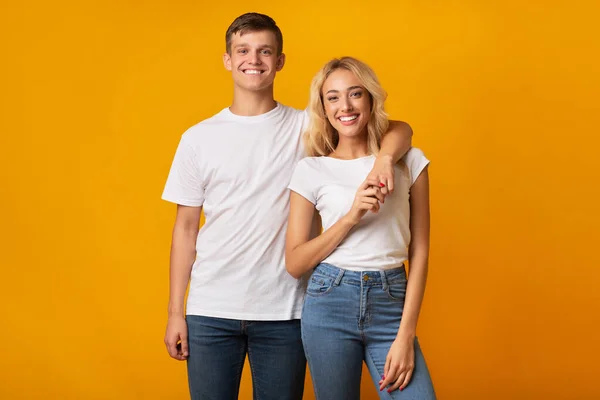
[{"left": 304, "top": 57, "right": 389, "bottom": 157}]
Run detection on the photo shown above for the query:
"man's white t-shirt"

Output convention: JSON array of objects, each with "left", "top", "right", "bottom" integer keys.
[
  {"left": 288, "top": 148, "right": 429, "bottom": 271},
  {"left": 162, "top": 103, "right": 308, "bottom": 320}
]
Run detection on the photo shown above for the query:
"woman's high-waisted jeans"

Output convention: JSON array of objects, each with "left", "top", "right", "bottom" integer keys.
[{"left": 301, "top": 263, "right": 436, "bottom": 399}]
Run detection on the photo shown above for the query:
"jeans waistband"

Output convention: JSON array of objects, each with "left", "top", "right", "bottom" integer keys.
[{"left": 314, "top": 262, "right": 407, "bottom": 289}]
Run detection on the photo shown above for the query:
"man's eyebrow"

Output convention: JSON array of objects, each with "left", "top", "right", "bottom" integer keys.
[{"left": 233, "top": 43, "right": 274, "bottom": 49}]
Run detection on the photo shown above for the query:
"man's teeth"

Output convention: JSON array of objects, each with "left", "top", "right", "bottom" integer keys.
[
  {"left": 339, "top": 115, "right": 358, "bottom": 122},
  {"left": 244, "top": 70, "right": 262, "bottom": 75}
]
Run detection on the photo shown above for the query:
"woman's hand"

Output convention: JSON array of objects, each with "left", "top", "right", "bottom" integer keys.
[
  {"left": 379, "top": 335, "right": 415, "bottom": 393},
  {"left": 342, "top": 178, "right": 385, "bottom": 225}
]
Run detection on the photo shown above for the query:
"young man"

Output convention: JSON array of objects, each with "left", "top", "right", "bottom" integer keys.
[{"left": 162, "top": 12, "right": 413, "bottom": 400}]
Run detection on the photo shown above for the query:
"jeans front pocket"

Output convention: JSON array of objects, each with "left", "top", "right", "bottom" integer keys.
[
  {"left": 385, "top": 279, "right": 407, "bottom": 301},
  {"left": 306, "top": 272, "right": 335, "bottom": 297}
]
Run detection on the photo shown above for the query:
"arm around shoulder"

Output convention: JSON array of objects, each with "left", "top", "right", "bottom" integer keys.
[
  {"left": 379, "top": 120, "right": 413, "bottom": 162},
  {"left": 368, "top": 120, "right": 414, "bottom": 193}
]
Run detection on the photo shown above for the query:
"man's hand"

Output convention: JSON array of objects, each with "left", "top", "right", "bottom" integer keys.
[
  {"left": 367, "top": 154, "right": 395, "bottom": 196},
  {"left": 164, "top": 315, "right": 189, "bottom": 360}
]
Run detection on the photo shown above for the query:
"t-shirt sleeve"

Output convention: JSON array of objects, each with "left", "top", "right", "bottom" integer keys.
[
  {"left": 161, "top": 135, "right": 205, "bottom": 207},
  {"left": 288, "top": 159, "right": 316, "bottom": 205},
  {"left": 296, "top": 108, "right": 310, "bottom": 156},
  {"left": 302, "top": 107, "right": 309, "bottom": 128},
  {"left": 404, "top": 148, "right": 430, "bottom": 186}
]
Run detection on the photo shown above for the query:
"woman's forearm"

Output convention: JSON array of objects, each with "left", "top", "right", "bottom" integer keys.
[
  {"left": 397, "top": 252, "right": 429, "bottom": 339},
  {"left": 286, "top": 216, "right": 355, "bottom": 278}
]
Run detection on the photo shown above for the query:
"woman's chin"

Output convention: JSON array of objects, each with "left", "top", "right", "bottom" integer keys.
[{"left": 336, "top": 125, "right": 368, "bottom": 139}]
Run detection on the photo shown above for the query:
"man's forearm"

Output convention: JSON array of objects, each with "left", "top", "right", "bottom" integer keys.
[
  {"left": 168, "top": 227, "right": 197, "bottom": 317},
  {"left": 379, "top": 120, "right": 413, "bottom": 163}
]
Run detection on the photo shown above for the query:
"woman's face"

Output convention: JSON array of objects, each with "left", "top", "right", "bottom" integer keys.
[{"left": 321, "top": 68, "right": 372, "bottom": 140}]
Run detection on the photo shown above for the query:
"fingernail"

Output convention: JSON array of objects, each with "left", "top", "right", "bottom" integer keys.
[
  {"left": 387, "top": 389, "right": 391, "bottom": 393},
  {"left": 379, "top": 183, "right": 385, "bottom": 187},
  {"left": 400, "top": 388, "right": 404, "bottom": 391},
  {"left": 382, "top": 375, "right": 386, "bottom": 379}
]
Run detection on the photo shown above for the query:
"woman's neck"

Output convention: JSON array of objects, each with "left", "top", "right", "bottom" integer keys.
[{"left": 329, "top": 136, "right": 369, "bottom": 160}]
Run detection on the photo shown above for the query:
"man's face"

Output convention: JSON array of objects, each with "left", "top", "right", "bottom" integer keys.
[{"left": 223, "top": 30, "right": 285, "bottom": 93}]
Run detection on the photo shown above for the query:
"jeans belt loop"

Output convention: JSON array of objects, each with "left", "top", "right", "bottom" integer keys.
[
  {"left": 379, "top": 270, "right": 388, "bottom": 291},
  {"left": 334, "top": 268, "right": 345, "bottom": 286}
]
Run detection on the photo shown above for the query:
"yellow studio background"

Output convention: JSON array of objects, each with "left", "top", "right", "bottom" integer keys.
[{"left": 1, "top": 0, "right": 599, "bottom": 399}]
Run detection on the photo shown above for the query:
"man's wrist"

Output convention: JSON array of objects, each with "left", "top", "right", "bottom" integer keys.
[
  {"left": 376, "top": 153, "right": 394, "bottom": 164},
  {"left": 168, "top": 306, "right": 185, "bottom": 318}
]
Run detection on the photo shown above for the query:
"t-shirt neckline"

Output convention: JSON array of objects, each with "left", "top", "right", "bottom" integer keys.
[{"left": 222, "top": 102, "right": 282, "bottom": 123}]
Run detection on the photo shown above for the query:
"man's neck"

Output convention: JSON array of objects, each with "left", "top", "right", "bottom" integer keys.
[{"left": 229, "top": 87, "right": 277, "bottom": 117}]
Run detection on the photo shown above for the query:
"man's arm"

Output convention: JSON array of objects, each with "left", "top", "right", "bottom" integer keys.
[
  {"left": 164, "top": 205, "right": 201, "bottom": 361},
  {"left": 369, "top": 120, "right": 413, "bottom": 194}
]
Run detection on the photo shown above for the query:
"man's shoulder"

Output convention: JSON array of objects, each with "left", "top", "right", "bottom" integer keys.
[
  {"left": 277, "top": 103, "right": 304, "bottom": 112},
  {"left": 181, "top": 109, "right": 229, "bottom": 141},
  {"left": 277, "top": 103, "right": 306, "bottom": 118}
]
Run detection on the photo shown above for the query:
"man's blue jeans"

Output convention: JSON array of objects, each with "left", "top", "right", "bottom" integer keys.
[{"left": 186, "top": 315, "right": 306, "bottom": 400}]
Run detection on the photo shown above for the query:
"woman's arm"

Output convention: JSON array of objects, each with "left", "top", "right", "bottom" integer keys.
[
  {"left": 399, "top": 167, "right": 430, "bottom": 338},
  {"left": 285, "top": 193, "right": 355, "bottom": 279},
  {"left": 285, "top": 179, "right": 383, "bottom": 279},
  {"left": 379, "top": 167, "right": 430, "bottom": 393}
]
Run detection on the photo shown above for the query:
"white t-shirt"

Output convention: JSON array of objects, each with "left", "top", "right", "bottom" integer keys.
[
  {"left": 288, "top": 148, "right": 429, "bottom": 271},
  {"left": 162, "top": 103, "right": 308, "bottom": 320}
]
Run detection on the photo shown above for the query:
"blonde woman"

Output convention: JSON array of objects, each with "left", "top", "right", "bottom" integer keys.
[{"left": 286, "top": 57, "right": 436, "bottom": 399}]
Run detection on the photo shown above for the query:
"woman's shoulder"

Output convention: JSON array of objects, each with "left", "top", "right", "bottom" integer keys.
[
  {"left": 402, "top": 147, "right": 427, "bottom": 163},
  {"left": 399, "top": 147, "right": 430, "bottom": 185},
  {"left": 298, "top": 155, "right": 329, "bottom": 168},
  {"left": 292, "top": 156, "right": 327, "bottom": 178}
]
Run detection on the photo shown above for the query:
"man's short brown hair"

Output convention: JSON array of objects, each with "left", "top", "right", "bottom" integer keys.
[{"left": 225, "top": 13, "right": 283, "bottom": 56}]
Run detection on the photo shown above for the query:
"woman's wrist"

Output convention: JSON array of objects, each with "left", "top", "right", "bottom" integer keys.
[{"left": 396, "top": 326, "right": 416, "bottom": 341}]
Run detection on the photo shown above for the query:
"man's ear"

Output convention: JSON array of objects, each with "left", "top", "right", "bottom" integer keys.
[
  {"left": 223, "top": 52, "right": 232, "bottom": 71},
  {"left": 276, "top": 53, "right": 286, "bottom": 72}
]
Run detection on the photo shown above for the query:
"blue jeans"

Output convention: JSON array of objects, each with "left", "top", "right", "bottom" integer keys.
[
  {"left": 301, "top": 263, "right": 436, "bottom": 400},
  {"left": 186, "top": 315, "right": 306, "bottom": 400}
]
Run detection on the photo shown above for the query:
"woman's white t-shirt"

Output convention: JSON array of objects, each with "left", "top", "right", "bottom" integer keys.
[{"left": 288, "top": 148, "right": 429, "bottom": 271}]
